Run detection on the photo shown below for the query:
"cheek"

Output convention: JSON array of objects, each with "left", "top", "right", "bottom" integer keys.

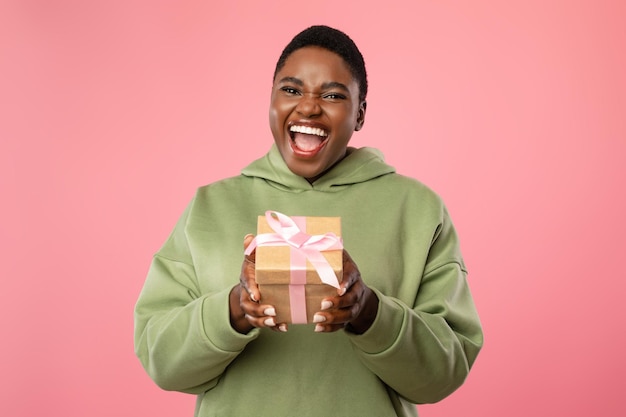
[
  {"left": 333, "top": 108, "right": 358, "bottom": 132},
  {"left": 268, "top": 103, "right": 281, "bottom": 131},
  {"left": 269, "top": 98, "right": 290, "bottom": 124},
  {"left": 268, "top": 107, "right": 277, "bottom": 127},
  {"left": 332, "top": 102, "right": 355, "bottom": 120},
  {"left": 269, "top": 106, "right": 289, "bottom": 143}
]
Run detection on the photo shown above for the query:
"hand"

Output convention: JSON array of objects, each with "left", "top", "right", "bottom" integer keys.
[
  {"left": 229, "top": 234, "right": 287, "bottom": 334},
  {"left": 312, "top": 249, "right": 379, "bottom": 334}
]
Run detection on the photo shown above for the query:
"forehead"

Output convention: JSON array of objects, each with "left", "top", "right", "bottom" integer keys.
[{"left": 276, "top": 46, "right": 357, "bottom": 86}]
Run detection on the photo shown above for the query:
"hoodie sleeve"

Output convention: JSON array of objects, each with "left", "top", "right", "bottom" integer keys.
[
  {"left": 345, "top": 208, "right": 483, "bottom": 404},
  {"left": 133, "top": 201, "right": 259, "bottom": 394}
]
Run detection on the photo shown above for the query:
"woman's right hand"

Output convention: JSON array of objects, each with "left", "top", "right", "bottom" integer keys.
[{"left": 229, "top": 234, "right": 286, "bottom": 334}]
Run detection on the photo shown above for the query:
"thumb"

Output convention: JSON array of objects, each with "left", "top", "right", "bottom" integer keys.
[
  {"left": 243, "top": 234, "right": 255, "bottom": 249},
  {"left": 243, "top": 234, "right": 256, "bottom": 262}
]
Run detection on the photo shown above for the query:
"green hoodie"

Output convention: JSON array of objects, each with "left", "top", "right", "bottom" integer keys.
[{"left": 134, "top": 146, "right": 483, "bottom": 417}]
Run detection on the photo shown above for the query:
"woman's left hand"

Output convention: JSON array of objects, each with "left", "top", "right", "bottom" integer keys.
[{"left": 312, "top": 249, "right": 379, "bottom": 334}]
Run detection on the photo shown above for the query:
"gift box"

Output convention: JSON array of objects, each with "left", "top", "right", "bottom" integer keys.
[{"left": 251, "top": 211, "right": 343, "bottom": 324}]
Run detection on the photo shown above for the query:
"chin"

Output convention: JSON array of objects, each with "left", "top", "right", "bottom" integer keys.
[
  {"left": 291, "top": 166, "right": 320, "bottom": 179},
  {"left": 287, "top": 162, "right": 324, "bottom": 181}
]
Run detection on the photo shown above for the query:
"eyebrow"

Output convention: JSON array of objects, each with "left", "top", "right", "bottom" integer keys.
[{"left": 277, "top": 76, "right": 350, "bottom": 92}]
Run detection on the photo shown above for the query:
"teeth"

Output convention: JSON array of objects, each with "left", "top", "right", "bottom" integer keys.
[{"left": 290, "top": 125, "right": 328, "bottom": 137}]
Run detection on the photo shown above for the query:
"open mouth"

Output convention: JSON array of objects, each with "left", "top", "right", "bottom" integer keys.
[{"left": 289, "top": 125, "right": 329, "bottom": 154}]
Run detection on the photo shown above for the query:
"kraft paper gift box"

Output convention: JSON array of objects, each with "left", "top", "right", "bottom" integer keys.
[{"left": 252, "top": 211, "right": 343, "bottom": 324}]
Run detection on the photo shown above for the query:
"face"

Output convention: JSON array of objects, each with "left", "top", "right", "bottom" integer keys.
[{"left": 269, "top": 46, "right": 366, "bottom": 182}]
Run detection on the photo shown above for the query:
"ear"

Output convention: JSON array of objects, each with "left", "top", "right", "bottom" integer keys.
[{"left": 354, "top": 100, "right": 367, "bottom": 131}]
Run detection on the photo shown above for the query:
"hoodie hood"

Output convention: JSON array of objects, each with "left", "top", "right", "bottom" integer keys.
[{"left": 241, "top": 145, "right": 396, "bottom": 192}]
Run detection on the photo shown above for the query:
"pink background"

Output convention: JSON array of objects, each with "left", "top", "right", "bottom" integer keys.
[{"left": 2, "top": 1, "right": 624, "bottom": 416}]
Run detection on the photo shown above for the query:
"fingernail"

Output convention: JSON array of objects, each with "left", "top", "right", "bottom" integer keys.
[
  {"left": 320, "top": 300, "right": 333, "bottom": 310},
  {"left": 250, "top": 293, "right": 258, "bottom": 302},
  {"left": 313, "top": 314, "right": 326, "bottom": 323},
  {"left": 338, "top": 287, "right": 347, "bottom": 296},
  {"left": 279, "top": 324, "right": 288, "bottom": 332},
  {"left": 315, "top": 324, "right": 324, "bottom": 332},
  {"left": 264, "top": 317, "right": 276, "bottom": 327},
  {"left": 264, "top": 307, "right": 276, "bottom": 316}
]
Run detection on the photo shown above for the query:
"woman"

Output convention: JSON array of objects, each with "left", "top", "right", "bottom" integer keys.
[{"left": 135, "top": 25, "right": 483, "bottom": 417}]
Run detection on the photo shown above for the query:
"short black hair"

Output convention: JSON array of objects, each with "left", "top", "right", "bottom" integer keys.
[{"left": 273, "top": 25, "right": 368, "bottom": 102}]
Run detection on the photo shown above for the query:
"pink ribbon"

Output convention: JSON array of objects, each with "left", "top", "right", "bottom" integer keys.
[{"left": 246, "top": 211, "right": 343, "bottom": 323}]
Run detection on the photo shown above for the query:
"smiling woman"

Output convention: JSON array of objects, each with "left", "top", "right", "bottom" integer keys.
[
  {"left": 134, "top": 25, "right": 483, "bottom": 417},
  {"left": 270, "top": 46, "right": 366, "bottom": 182}
]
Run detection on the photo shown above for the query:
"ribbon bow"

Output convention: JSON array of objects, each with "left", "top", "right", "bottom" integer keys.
[{"left": 245, "top": 211, "right": 343, "bottom": 288}]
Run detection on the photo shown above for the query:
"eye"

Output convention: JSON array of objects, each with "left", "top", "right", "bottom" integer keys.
[
  {"left": 322, "top": 92, "right": 347, "bottom": 101},
  {"left": 280, "top": 86, "right": 301, "bottom": 95}
]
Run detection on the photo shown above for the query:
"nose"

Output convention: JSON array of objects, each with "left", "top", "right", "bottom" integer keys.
[{"left": 295, "top": 93, "right": 321, "bottom": 118}]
